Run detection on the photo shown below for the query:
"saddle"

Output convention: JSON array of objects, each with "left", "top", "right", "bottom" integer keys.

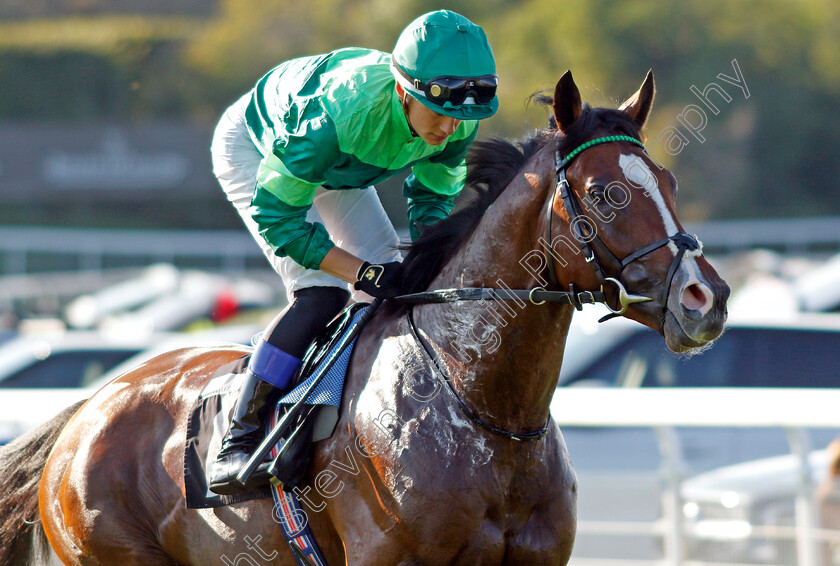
[{"left": 183, "top": 302, "right": 369, "bottom": 509}]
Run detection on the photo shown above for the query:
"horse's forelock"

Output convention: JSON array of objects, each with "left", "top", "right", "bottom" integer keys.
[{"left": 558, "top": 106, "right": 643, "bottom": 154}]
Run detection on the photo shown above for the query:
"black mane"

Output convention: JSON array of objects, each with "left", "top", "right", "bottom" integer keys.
[
  {"left": 399, "top": 102, "right": 642, "bottom": 295},
  {"left": 398, "top": 136, "right": 544, "bottom": 294}
]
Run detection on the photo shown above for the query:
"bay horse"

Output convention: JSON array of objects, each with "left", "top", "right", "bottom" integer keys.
[{"left": 0, "top": 70, "right": 728, "bottom": 565}]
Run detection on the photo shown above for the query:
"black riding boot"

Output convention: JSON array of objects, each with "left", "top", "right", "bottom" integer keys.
[
  {"left": 208, "top": 286, "right": 349, "bottom": 495},
  {"left": 208, "top": 371, "right": 285, "bottom": 495}
]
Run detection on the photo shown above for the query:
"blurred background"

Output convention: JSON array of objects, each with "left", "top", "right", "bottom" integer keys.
[
  {"left": 1, "top": 0, "right": 838, "bottom": 232},
  {"left": 1, "top": 1, "right": 840, "bottom": 565}
]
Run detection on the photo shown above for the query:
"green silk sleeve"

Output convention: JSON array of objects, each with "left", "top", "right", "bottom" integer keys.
[
  {"left": 403, "top": 174, "right": 459, "bottom": 240},
  {"left": 248, "top": 101, "right": 343, "bottom": 270},
  {"left": 249, "top": 184, "right": 335, "bottom": 271},
  {"left": 403, "top": 124, "right": 477, "bottom": 240}
]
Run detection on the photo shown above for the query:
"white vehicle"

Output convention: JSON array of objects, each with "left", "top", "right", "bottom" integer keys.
[
  {"left": 0, "top": 323, "right": 260, "bottom": 444},
  {"left": 86, "top": 321, "right": 261, "bottom": 390},
  {"left": 0, "top": 328, "right": 173, "bottom": 442},
  {"left": 556, "top": 309, "right": 840, "bottom": 473},
  {"left": 680, "top": 449, "right": 831, "bottom": 564},
  {"left": 0, "top": 330, "right": 161, "bottom": 390}
]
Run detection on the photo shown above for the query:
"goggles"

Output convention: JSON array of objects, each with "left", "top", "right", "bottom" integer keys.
[{"left": 392, "top": 61, "right": 497, "bottom": 106}]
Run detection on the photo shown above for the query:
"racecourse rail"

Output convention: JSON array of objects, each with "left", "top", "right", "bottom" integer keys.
[
  {"left": 2, "top": 387, "right": 839, "bottom": 566},
  {"left": 3, "top": 216, "right": 840, "bottom": 274}
]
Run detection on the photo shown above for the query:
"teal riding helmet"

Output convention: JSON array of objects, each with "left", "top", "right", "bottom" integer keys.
[{"left": 392, "top": 10, "right": 498, "bottom": 120}]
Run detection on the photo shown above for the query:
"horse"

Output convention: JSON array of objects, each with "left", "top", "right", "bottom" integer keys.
[{"left": 0, "top": 69, "right": 729, "bottom": 565}]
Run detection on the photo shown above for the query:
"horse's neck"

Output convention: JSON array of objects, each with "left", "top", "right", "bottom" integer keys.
[{"left": 413, "top": 146, "right": 574, "bottom": 432}]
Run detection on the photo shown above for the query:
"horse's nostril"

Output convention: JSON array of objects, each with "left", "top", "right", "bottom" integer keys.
[{"left": 681, "top": 282, "right": 713, "bottom": 315}]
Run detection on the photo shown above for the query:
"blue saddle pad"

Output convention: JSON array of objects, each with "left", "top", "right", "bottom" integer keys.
[{"left": 277, "top": 305, "right": 369, "bottom": 408}]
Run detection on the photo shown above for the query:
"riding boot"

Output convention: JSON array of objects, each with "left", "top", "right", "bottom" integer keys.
[{"left": 208, "top": 339, "right": 301, "bottom": 495}]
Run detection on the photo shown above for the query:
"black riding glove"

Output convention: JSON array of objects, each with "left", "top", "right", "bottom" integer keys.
[{"left": 354, "top": 261, "right": 405, "bottom": 299}]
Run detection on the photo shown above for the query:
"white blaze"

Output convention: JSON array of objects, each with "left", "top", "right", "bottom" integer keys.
[
  {"left": 618, "top": 154, "right": 705, "bottom": 292},
  {"left": 619, "top": 154, "right": 678, "bottom": 236}
]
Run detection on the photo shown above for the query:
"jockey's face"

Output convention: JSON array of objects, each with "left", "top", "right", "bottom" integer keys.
[{"left": 397, "top": 84, "right": 462, "bottom": 146}]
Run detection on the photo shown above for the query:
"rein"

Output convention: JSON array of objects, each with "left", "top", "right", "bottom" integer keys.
[
  {"left": 393, "top": 134, "right": 701, "bottom": 442},
  {"left": 394, "top": 284, "right": 606, "bottom": 309}
]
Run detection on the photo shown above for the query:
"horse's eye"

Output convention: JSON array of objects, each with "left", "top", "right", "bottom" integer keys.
[
  {"left": 587, "top": 185, "right": 606, "bottom": 199},
  {"left": 670, "top": 182, "right": 679, "bottom": 198},
  {"left": 668, "top": 175, "right": 679, "bottom": 198}
]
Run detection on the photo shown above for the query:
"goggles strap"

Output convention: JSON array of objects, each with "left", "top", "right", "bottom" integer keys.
[
  {"left": 399, "top": 90, "right": 419, "bottom": 137},
  {"left": 391, "top": 61, "right": 430, "bottom": 100}
]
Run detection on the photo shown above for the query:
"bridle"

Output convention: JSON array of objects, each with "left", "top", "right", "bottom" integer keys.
[
  {"left": 395, "top": 134, "right": 702, "bottom": 441},
  {"left": 396, "top": 134, "right": 700, "bottom": 317},
  {"left": 548, "top": 135, "right": 701, "bottom": 322}
]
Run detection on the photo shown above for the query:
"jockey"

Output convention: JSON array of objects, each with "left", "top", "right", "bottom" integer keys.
[{"left": 208, "top": 9, "right": 498, "bottom": 494}]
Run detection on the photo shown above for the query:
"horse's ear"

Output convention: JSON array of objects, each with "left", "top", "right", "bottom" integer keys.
[
  {"left": 553, "top": 70, "right": 582, "bottom": 132},
  {"left": 619, "top": 70, "right": 655, "bottom": 129}
]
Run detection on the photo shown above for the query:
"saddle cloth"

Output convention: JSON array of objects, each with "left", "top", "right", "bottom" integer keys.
[{"left": 183, "top": 304, "right": 369, "bottom": 509}]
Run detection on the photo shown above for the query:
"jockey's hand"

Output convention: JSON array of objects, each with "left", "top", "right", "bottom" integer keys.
[{"left": 354, "top": 261, "right": 405, "bottom": 299}]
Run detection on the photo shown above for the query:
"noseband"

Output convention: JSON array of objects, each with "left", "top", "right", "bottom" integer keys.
[{"left": 549, "top": 135, "right": 701, "bottom": 322}]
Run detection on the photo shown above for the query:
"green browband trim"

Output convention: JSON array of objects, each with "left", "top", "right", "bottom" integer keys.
[{"left": 559, "top": 135, "right": 645, "bottom": 169}]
